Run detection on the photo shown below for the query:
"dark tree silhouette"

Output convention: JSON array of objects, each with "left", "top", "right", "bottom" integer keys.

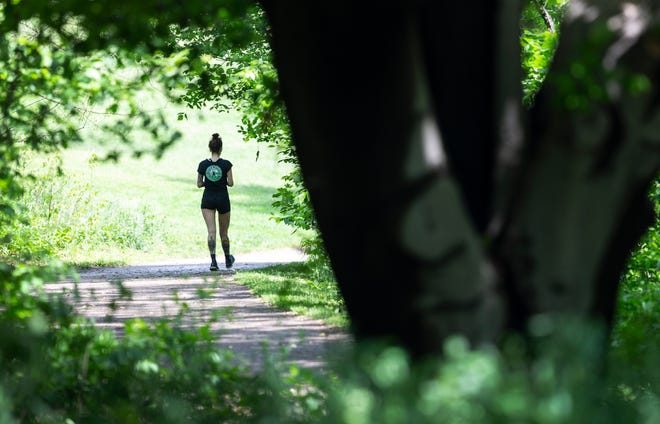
[{"left": 259, "top": 0, "right": 660, "bottom": 356}]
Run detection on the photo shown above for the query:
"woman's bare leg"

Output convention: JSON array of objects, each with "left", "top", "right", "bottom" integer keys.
[
  {"left": 202, "top": 208, "right": 218, "bottom": 269},
  {"left": 218, "top": 212, "right": 234, "bottom": 267}
]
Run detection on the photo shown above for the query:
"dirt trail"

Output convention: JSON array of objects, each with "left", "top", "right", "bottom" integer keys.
[{"left": 48, "top": 248, "right": 352, "bottom": 371}]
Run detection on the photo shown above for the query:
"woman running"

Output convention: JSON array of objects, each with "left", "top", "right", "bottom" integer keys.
[{"left": 197, "top": 133, "right": 235, "bottom": 270}]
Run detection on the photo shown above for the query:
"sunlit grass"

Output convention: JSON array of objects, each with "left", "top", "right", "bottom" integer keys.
[
  {"left": 236, "top": 262, "right": 348, "bottom": 328},
  {"left": 18, "top": 96, "right": 309, "bottom": 265}
]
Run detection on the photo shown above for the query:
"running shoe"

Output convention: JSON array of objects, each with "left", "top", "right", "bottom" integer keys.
[
  {"left": 225, "top": 254, "right": 235, "bottom": 269},
  {"left": 210, "top": 261, "right": 219, "bottom": 271}
]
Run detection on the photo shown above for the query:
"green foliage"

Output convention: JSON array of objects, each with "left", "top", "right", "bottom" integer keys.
[
  {"left": 611, "top": 179, "right": 660, "bottom": 392},
  {"left": 0, "top": 155, "right": 164, "bottom": 263},
  {"left": 3, "top": 258, "right": 654, "bottom": 423},
  {"left": 174, "top": 6, "right": 307, "bottom": 230},
  {"left": 39, "top": 320, "right": 247, "bottom": 422},
  {"left": 0, "top": 1, "right": 659, "bottom": 422},
  {"left": 322, "top": 325, "right": 658, "bottom": 424},
  {"left": 0, "top": 261, "right": 329, "bottom": 423},
  {"left": 520, "top": 0, "right": 569, "bottom": 107},
  {"left": 175, "top": 6, "right": 285, "bottom": 145},
  {"left": 271, "top": 167, "right": 315, "bottom": 231},
  {"left": 0, "top": 1, "right": 259, "bottom": 238},
  {"left": 0, "top": 0, "right": 255, "bottom": 52},
  {"left": 174, "top": 5, "right": 330, "bottom": 272},
  {"left": 299, "top": 232, "right": 335, "bottom": 281},
  {"left": 521, "top": 29, "right": 559, "bottom": 107},
  {"left": 0, "top": 21, "right": 181, "bottom": 237}
]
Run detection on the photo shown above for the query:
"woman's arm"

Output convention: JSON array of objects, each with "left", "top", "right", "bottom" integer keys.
[
  {"left": 226, "top": 169, "right": 234, "bottom": 187},
  {"left": 197, "top": 173, "right": 205, "bottom": 188}
]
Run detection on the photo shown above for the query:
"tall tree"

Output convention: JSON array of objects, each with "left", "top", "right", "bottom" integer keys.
[
  {"left": 259, "top": 0, "right": 660, "bottom": 357},
  {"left": 2, "top": 0, "right": 658, "bottom": 362}
]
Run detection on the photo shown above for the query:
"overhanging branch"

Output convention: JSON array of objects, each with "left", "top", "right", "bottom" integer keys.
[{"left": 533, "top": 0, "right": 556, "bottom": 32}]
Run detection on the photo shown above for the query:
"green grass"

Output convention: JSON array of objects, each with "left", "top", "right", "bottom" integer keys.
[
  {"left": 16, "top": 96, "right": 310, "bottom": 265},
  {"left": 235, "top": 262, "right": 348, "bottom": 328}
]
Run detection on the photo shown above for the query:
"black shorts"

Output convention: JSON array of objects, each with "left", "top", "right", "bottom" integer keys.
[{"left": 201, "top": 190, "right": 231, "bottom": 214}]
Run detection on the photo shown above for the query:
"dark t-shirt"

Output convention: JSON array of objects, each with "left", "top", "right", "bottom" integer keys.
[{"left": 197, "top": 158, "right": 232, "bottom": 191}]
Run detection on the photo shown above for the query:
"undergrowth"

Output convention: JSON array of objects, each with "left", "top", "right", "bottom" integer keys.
[{"left": 0, "top": 156, "right": 164, "bottom": 265}]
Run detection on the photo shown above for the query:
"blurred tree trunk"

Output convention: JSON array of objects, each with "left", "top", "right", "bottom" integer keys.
[
  {"left": 259, "top": 0, "right": 660, "bottom": 356},
  {"left": 500, "top": 0, "right": 660, "bottom": 333}
]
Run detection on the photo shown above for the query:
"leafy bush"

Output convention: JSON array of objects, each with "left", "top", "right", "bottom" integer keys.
[
  {"left": 521, "top": 28, "right": 559, "bottom": 107},
  {"left": 1, "top": 257, "right": 658, "bottom": 423},
  {"left": 0, "top": 261, "right": 329, "bottom": 423},
  {"left": 610, "top": 179, "right": 660, "bottom": 397},
  {"left": 520, "top": 0, "right": 568, "bottom": 107},
  {"left": 322, "top": 325, "right": 658, "bottom": 424},
  {"left": 0, "top": 156, "right": 164, "bottom": 263}
]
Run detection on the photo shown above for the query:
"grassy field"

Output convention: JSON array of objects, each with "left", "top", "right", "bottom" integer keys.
[{"left": 19, "top": 98, "right": 308, "bottom": 265}]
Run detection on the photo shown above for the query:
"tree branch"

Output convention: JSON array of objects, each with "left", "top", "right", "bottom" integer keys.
[{"left": 533, "top": 0, "right": 556, "bottom": 32}]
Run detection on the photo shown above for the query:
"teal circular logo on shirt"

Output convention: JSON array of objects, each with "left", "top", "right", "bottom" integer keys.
[{"left": 206, "top": 165, "right": 222, "bottom": 182}]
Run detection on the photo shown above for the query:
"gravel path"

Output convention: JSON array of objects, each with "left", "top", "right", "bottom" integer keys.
[{"left": 48, "top": 248, "right": 352, "bottom": 372}]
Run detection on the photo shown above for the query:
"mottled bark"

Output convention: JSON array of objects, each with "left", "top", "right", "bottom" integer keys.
[
  {"left": 259, "top": 0, "right": 660, "bottom": 357},
  {"left": 499, "top": 1, "right": 660, "bottom": 327}
]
